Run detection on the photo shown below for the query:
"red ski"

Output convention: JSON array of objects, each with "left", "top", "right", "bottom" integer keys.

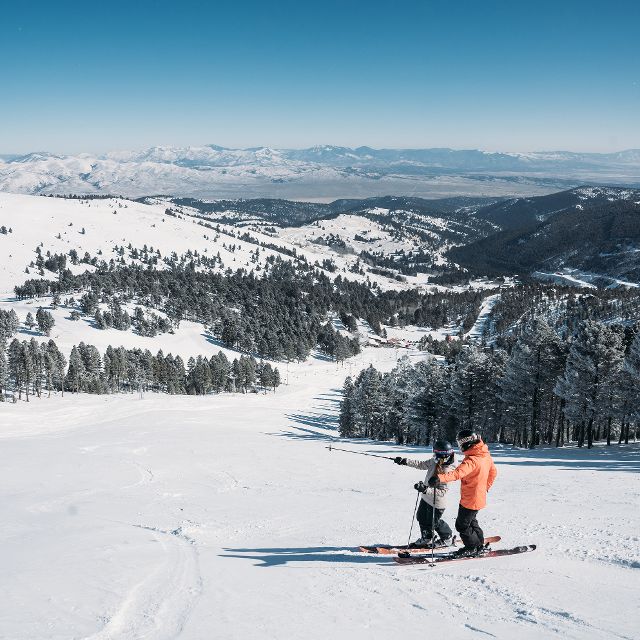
[{"left": 394, "top": 544, "right": 537, "bottom": 565}]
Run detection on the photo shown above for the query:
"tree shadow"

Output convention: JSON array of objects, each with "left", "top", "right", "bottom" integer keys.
[
  {"left": 311, "top": 350, "right": 334, "bottom": 362},
  {"left": 271, "top": 424, "right": 336, "bottom": 441},
  {"left": 277, "top": 389, "right": 344, "bottom": 436},
  {"left": 201, "top": 333, "right": 229, "bottom": 350},
  {"left": 287, "top": 413, "right": 339, "bottom": 430},
  {"left": 316, "top": 390, "right": 342, "bottom": 403},
  {"left": 221, "top": 546, "right": 394, "bottom": 567},
  {"left": 17, "top": 328, "right": 42, "bottom": 337}
]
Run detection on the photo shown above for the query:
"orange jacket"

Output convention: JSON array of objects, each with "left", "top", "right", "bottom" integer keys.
[{"left": 437, "top": 441, "right": 497, "bottom": 510}]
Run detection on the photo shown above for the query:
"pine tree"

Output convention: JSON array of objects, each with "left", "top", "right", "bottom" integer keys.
[
  {"left": 0, "top": 310, "right": 19, "bottom": 337},
  {"left": 409, "top": 356, "right": 446, "bottom": 445},
  {"left": 619, "top": 331, "right": 640, "bottom": 442},
  {"left": 334, "top": 335, "right": 351, "bottom": 364},
  {"left": 499, "top": 321, "right": 565, "bottom": 447},
  {"left": 36, "top": 308, "right": 55, "bottom": 336},
  {"left": 21, "top": 341, "right": 33, "bottom": 402},
  {"left": 66, "top": 346, "right": 85, "bottom": 393},
  {"left": 339, "top": 377, "right": 356, "bottom": 437},
  {"left": 259, "top": 362, "right": 274, "bottom": 391},
  {"left": 221, "top": 319, "right": 239, "bottom": 349},
  {"left": 29, "top": 338, "right": 43, "bottom": 398},
  {"left": 382, "top": 356, "right": 414, "bottom": 443},
  {"left": 555, "top": 321, "right": 624, "bottom": 448},
  {"left": 7, "top": 339, "right": 23, "bottom": 400},
  {"left": 0, "top": 336, "right": 6, "bottom": 401},
  {"left": 45, "top": 340, "right": 66, "bottom": 396},
  {"left": 445, "top": 346, "right": 495, "bottom": 439},
  {"left": 95, "top": 309, "right": 107, "bottom": 330},
  {"left": 352, "top": 366, "right": 385, "bottom": 439}
]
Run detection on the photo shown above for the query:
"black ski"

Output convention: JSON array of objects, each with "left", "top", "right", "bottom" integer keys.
[{"left": 394, "top": 544, "right": 536, "bottom": 565}]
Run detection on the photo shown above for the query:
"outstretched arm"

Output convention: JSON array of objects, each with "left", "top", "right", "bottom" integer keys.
[
  {"left": 438, "top": 457, "right": 477, "bottom": 483},
  {"left": 405, "top": 458, "right": 433, "bottom": 472}
]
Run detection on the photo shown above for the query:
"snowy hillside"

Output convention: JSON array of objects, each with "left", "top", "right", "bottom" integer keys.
[
  {"left": 0, "top": 192, "right": 516, "bottom": 304},
  {"left": 2, "top": 144, "right": 639, "bottom": 200},
  {"left": 0, "top": 193, "right": 430, "bottom": 294},
  {"left": 453, "top": 190, "right": 640, "bottom": 283},
  {"left": 0, "top": 350, "right": 637, "bottom": 639}
]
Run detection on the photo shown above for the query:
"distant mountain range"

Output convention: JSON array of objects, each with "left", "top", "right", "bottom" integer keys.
[{"left": 1, "top": 144, "right": 639, "bottom": 200}]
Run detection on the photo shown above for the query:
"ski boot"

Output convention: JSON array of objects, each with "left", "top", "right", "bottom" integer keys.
[
  {"left": 451, "top": 543, "right": 488, "bottom": 558},
  {"left": 439, "top": 535, "right": 455, "bottom": 547},
  {"left": 409, "top": 534, "right": 440, "bottom": 549}
]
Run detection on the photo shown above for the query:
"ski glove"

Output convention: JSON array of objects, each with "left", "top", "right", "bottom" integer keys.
[
  {"left": 427, "top": 475, "right": 439, "bottom": 487},
  {"left": 394, "top": 457, "right": 407, "bottom": 465},
  {"left": 414, "top": 481, "right": 428, "bottom": 493}
]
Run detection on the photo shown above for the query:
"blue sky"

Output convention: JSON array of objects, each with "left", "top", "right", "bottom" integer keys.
[{"left": 1, "top": 0, "right": 638, "bottom": 153}]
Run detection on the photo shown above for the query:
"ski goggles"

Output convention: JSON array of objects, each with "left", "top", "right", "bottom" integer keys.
[
  {"left": 457, "top": 434, "right": 480, "bottom": 447},
  {"left": 433, "top": 449, "right": 453, "bottom": 458}
]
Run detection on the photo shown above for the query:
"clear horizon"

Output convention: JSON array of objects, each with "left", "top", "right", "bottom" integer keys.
[{"left": 1, "top": 0, "right": 639, "bottom": 155}]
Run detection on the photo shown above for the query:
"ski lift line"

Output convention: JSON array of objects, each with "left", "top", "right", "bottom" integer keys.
[{"left": 326, "top": 444, "right": 395, "bottom": 460}]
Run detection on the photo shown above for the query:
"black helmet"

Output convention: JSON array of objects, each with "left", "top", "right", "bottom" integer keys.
[
  {"left": 456, "top": 429, "right": 481, "bottom": 452},
  {"left": 433, "top": 439, "right": 454, "bottom": 462}
]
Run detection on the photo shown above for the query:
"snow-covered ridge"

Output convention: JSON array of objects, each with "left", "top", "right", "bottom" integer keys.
[{"left": 1, "top": 144, "right": 639, "bottom": 200}]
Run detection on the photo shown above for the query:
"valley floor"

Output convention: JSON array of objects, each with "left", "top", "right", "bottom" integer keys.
[{"left": 0, "top": 347, "right": 638, "bottom": 640}]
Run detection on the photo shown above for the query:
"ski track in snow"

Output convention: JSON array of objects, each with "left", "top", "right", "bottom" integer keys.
[
  {"left": 0, "top": 347, "right": 638, "bottom": 639},
  {"left": 423, "top": 572, "right": 635, "bottom": 640},
  {"left": 86, "top": 523, "right": 202, "bottom": 640}
]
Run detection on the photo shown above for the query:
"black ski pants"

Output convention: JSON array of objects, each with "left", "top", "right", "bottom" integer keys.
[
  {"left": 416, "top": 500, "right": 452, "bottom": 541},
  {"left": 455, "top": 504, "right": 484, "bottom": 548}
]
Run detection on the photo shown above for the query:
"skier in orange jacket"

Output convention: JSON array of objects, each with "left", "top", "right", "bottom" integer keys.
[{"left": 428, "top": 429, "right": 497, "bottom": 557}]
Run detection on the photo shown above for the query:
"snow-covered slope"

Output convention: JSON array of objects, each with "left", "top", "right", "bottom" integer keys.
[
  {"left": 0, "top": 193, "right": 431, "bottom": 295},
  {"left": 0, "top": 192, "right": 512, "bottom": 303},
  {"left": 0, "top": 349, "right": 636, "bottom": 640},
  {"left": 2, "top": 144, "right": 639, "bottom": 200}
]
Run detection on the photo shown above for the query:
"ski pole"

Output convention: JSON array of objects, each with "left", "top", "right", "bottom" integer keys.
[
  {"left": 325, "top": 444, "right": 395, "bottom": 460},
  {"left": 406, "top": 491, "right": 421, "bottom": 548}
]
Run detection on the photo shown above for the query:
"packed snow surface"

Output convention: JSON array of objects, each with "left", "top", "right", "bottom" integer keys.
[{"left": 0, "top": 346, "right": 638, "bottom": 640}]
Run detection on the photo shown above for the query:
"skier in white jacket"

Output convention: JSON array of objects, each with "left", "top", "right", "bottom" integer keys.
[{"left": 394, "top": 440, "right": 456, "bottom": 547}]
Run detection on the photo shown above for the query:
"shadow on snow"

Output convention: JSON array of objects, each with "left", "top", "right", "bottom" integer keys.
[
  {"left": 220, "top": 546, "right": 392, "bottom": 567},
  {"left": 270, "top": 389, "right": 343, "bottom": 439}
]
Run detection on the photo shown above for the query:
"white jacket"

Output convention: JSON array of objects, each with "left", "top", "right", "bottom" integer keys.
[{"left": 405, "top": 457, "right": 456, "bottom": 509}]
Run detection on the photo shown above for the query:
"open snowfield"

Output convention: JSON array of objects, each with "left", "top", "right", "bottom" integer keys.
[{"left": 1, "top": 347, "right": 638, "bottom": 640}]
